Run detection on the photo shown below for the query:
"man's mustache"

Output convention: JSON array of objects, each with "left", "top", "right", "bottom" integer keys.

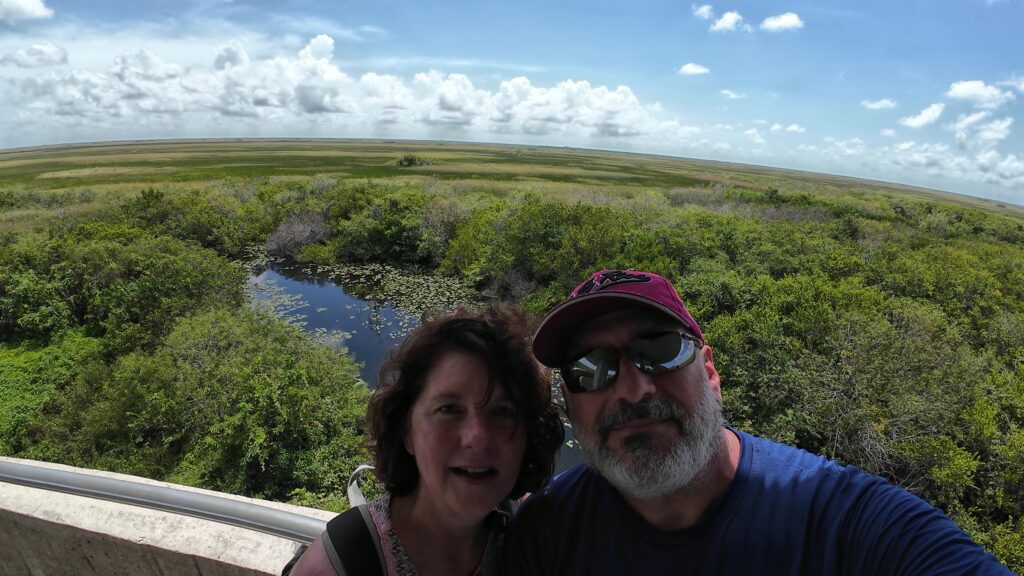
[{"left": 597, "top": 397, "right": 686, "bottom": 442}]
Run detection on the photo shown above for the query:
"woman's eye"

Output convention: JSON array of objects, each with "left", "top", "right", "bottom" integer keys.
[
  {"left": 437, "top": 404, "right": 462, "bottom": 415},
  {"left": 492, "top": 405, "right": 519, "bottom": 419}
]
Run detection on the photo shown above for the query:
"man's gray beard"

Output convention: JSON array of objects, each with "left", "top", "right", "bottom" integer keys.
[{"left": 576, "top": 381, "right": 723, "bottom": 501}]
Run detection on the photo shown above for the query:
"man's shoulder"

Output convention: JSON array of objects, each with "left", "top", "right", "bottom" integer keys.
[
  {"left": 736, "top": 429, "right": 863, "bottom": 485},
  {"left": 734, "top": 431, "right": 952, "bottom": 532},
  {"left": 739, "top": 429, "right": 834, "bottom": 465}
]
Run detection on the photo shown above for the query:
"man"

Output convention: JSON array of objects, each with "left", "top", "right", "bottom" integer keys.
[{"left": 507, "top": 269, "right": 1011, "bottom": 575}]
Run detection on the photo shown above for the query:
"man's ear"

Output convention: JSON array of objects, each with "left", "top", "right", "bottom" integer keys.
[{"left": 702, "top": 345, "right": 723, "bottom": 404}]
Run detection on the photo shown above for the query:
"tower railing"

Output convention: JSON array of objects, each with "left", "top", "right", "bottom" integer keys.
[{"left": 0, "top": 458, "right": 324, "bottom": 544}]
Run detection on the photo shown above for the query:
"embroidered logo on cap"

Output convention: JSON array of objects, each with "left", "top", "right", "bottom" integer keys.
[{"left": 573, "top": 270, "right": 652, "bottom": 297}]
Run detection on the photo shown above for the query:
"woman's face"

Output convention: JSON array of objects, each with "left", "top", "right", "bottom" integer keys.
[{"left": 403, "top": 349, "right": 527, "bottom": 524}]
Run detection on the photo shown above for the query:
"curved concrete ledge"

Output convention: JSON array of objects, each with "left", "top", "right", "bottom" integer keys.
[{"left": 0, "top": 457, "right": 336, "bottom": 576}]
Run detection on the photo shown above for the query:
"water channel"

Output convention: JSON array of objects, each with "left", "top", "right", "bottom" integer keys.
[
  {"left": 249, "top": 266, "right": 417, "bottom": 384},
  {"left": 247, "top": 262, "right": 584, "bottom": 472}
]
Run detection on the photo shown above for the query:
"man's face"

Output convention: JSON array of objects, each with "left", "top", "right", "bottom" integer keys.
[{"left": 563, "top": 308, "right": 724, "bottom": 500}]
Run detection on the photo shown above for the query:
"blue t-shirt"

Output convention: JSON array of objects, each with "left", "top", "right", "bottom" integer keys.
[{"left": 506, "top": 429, "right": 1011, "bottom": 575}]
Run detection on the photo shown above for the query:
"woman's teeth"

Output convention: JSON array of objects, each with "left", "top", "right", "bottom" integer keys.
[{"left": 453, "top": 467, "right": 496, "bottom": 478}]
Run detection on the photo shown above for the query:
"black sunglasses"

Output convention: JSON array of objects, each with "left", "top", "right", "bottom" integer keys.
[{"left": 561, "top": 330, "right": 704, "bottom": 393}]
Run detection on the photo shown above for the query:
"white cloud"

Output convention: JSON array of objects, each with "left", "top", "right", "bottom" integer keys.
[
  {"left": 0, "top": 0, "right": 52, "bottom": 22},
  {"left": 947, "top": 111, "right": 1011, "bottom": 151},
  {"left": 357, "top": 25, "right": 387, "bottom": 36},
  {"left": 744, "top": 127, "right": 765, "bottom": 144},
  {"left": 974, "top": 117, "right": 1013, "bottom": 149},
  {"left": 414, "top": 71, "right": 487, "bottom": 125},
  {"left": 214, "top": 43, "right": 249, "bottom": 70},
  {"left": 760, "top": 12, "right": 804, "bottom": 32},
  {"left": 899, "top": 103, "right": 944, "bottom": 128},
  {"left": 950, "top": 110, "right": 992, "bottom": 133},
  {"left": 821, "top": 137, "right": 865, "bottom": 158},
  {"left": 720, "top": 89, "right": 745, "bottom": 99},
  {"left": 975, "top": 151, "right": 1024, "bottom": 184},
  {"left": 1000, "top": 77, "right": 1024, "bottom": 93},
  {"left": 0, "top": 42, "right": 67, "bottom": 67},
  {"left": 946, "top": 80, "right": 1016, "bottom": 109},
  {"left": 795, "top": 136, "right": 1024, "bottom": 199},
  {"left": 692, "top": 4, "right": 714, "bottom": 19},
  {"left": 298, "top": 34, "right": 335, "bottom": 61},
  {"left": 861, "top": 98, "right": 897, "bottom": 110},
  {"left": 883, "top": 140, "right": 1024, "bottom": 189},
  {"left": 2, "top": 34, "right": 705, "bottom": 148},
  {"left": 679, "top": 62, "right": 710, "bottom": 75},
  {"left": 112, "top": 49, "right": 184, "bottom": 82},
  {"left": 881, "top": 129, "right": 897, "bottom": 137},
  {"left": 711, "top": 11, "right": 744, "bottom": 32},
  {"left": 770, "top": 123, "right": 804, "bottom": 133}
]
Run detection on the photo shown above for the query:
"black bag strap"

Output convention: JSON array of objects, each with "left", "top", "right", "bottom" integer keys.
[
  {"left": 323, "top": 504, "right": 386, "bottom": 576},
  {"left": 486, "top": 499, "right": 516, "bottom": 532}
]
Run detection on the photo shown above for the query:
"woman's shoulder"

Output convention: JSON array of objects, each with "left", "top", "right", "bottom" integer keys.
[
  {"left": 366, "top": 493, "right": 420, "bottom": 576},
  {"left": 366, "top": 493, "right": 392, "bottom": 530}
]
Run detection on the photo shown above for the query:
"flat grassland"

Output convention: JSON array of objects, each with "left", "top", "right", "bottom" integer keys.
[{"left": 2, "top": 139, "right": 1021, "bottom": 230}]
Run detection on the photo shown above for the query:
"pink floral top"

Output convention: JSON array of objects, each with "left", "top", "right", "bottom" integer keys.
[{"left": 367, "top": 493, "right": 502, "bottom": 576}]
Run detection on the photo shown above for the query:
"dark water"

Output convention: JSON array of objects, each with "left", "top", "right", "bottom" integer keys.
[
  {"left": 249, "top": 267, "right": 415, "bottom": 384},
  {"left": 248, "top": 265, "right": 584, "bottom": 473}
]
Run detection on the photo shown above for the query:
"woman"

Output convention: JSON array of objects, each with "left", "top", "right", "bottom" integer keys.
[{"left": 288, "top": 305, "right": 564, "bottom": 576}]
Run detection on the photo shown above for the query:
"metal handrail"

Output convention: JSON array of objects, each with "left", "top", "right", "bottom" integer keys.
[{"left": 0, "top": 458, "right": 326, "bottom": 544}]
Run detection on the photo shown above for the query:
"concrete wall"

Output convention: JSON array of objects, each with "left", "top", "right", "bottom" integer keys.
[{"left": 0, "top": 457, "right": 336, "bottom": 576}]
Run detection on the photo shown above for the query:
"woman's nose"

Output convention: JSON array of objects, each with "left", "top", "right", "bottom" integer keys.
[{"left": 460, "top": 412, "right": 491, "bottom": 448}]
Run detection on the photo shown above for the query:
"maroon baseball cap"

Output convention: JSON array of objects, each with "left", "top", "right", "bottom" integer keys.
[{"left": 533, "top": 269, "right": 705, "bottom": 367}]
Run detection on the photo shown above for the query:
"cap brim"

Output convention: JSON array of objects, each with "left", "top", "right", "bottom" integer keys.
[{"left": 532, "top": 292, "right": 688, "bottom": 367}]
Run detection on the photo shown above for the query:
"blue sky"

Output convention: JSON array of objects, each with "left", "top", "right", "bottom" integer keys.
[{"left": 1, "top": 0, "right": 1022, "bottom": 204}]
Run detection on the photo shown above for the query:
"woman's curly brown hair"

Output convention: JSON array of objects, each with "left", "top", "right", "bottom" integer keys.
[{"left": 367, "top": 304, "right": 563, "bottom": 500}]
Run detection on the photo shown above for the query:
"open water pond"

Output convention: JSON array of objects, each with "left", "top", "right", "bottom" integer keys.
[
  {"left": 247, "top": 260, "right": 476, "bottom": 384},
  {"left": 249, "top": 267, "right": 414, "bottom": 383},
  {"left": 246, "top": 259, "right": 583, "bottom": 472}
]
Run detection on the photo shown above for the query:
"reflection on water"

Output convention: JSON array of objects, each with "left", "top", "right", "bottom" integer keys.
[
  {"left": 247, "top": 264, "right": 583, "bottom": 473},
  {"left": 249, "top": 267, "right": 418, "bottom": 384}
]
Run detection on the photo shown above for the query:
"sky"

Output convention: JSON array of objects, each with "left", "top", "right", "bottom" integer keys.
[{"left": 1, "top": 0, "right": 1023, "bottom": 205}]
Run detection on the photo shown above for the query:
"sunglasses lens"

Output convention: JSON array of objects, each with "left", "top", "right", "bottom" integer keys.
[
  {"left": 563, "top": 332, "right": 700, "bottom": 393},
  {"left": 564, "top": 348, "right": 618, "bottom": 392},
  {"left": 626, "top": 332, "right": 697, "bottom": 374}
]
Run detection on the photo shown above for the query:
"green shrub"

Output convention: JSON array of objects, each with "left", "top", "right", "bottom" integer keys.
[
  {"left": 395, "top": 154, "right": 429, "bottom": 167},
  {"left": 295, "top": 242, "right": 338, "bottom": 266},
  {"left": 442, "top": 193, "right": 627, "bottom": 307},
  {"left": 44, "top": 309, "right": 370, "bottom": 500},
  {"left": 0, "top": 222, "right": 246, "bottom": 352},
  {"left": 334, "top": 188, "right": 434, "bottom": 263},
  {"left": 0, "top": 333, "right": 104, "bottom": 454}
]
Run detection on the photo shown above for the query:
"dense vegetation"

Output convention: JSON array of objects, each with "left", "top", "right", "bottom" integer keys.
[
  {"left": 0, "top": 187, "right": 370, "bottom": 508},
  {"left": 1, "top": 141, "right": 1022, "bottom": 568}
]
